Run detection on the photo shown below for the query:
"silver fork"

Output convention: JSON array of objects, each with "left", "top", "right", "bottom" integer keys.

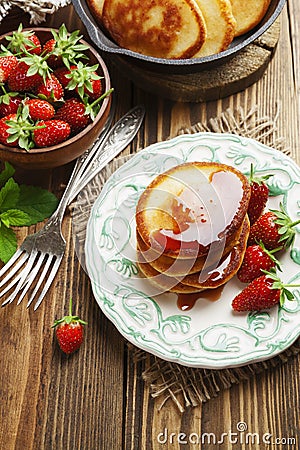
[{"left": 0, "top": 105, "right": 145, "bottom": 310}]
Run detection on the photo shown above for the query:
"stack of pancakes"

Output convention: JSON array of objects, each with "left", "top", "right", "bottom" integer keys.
[
  {"left": 87, "top": 0, "right": 271, "bottom": 59},
  {"left": 135, "top": 162, "right": 251, "bottom": 294}
]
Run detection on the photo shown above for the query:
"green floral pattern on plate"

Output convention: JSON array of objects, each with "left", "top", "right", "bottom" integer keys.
[{"left": 85, "top": 133, "right": 300, "bottom": 368}]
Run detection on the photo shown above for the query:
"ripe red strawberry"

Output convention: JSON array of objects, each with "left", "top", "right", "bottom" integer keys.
[
  {"left": 25, "top": 98, "right": 55, "bottom": 121},
  {"left": 36, "top": 74, "right": 64, "bottom": 102},
  {"left": 237, "top": 242, "right": 280, "bottom": 283},
  {"left": 232, "top": 269, "right": 299, "bottom": 311},
  {"left": 55, "top": 98, "right": 91, "bottom": 133},
  {"left": 33, "top": 119, "right": 71, "bottom": 147},
  {"left": 0, "top": 113, "right": 19, "bottom": 146},
  {"left": 61, "top": 61, "right": 103, "bottom": 100},
  {"left": 52, "top": 299, "right": 87, "bottom": 354},
  {"left": 7, "top": 61, "right": 43, "bottom": 92},
  {"left": 0, "top": 55, "right": 18, "bottom": 82},
  {"left": 54, "top": 65, "right": 77, "bottom": 89},
  {"left": 0, "top": 106, "right": 36, "bottom": 150},
  {"left": 0, "top": 93, "right": 22, "bottom": 118},
  {"left": 248, "top": 205, "right": 300, "bottom": 250},
  {"left": 5, "top": 24, "right": 41, "bottom": 55},
  {"left": 247, "top": 164, "right": 271, "bottom": 225}
]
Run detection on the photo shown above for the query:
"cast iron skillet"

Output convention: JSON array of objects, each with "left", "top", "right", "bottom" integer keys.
[{"left": 72, "top": 0, "right": 286, "bottom": 74}]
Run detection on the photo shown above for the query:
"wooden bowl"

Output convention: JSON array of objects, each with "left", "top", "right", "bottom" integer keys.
[{"left": 0, "top": 28, "right": 112, "bottom": 170}]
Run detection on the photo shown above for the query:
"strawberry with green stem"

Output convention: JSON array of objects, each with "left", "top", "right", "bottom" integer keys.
[
  {"left": 248, "top": 203, "right": 300, "bottom": 250},
  {"left": 52, "top": 298, "right": 87, "bottom": 354},
  {"left": 0, "top": 104, "right": 42, "bottom": 150},
  {"left": 7, "top": 49, "right": 52, "bottom": 92},
  {"left": 247, "top": 163, "right": 272, "bottom": 224},
  {"left": 63, "top": 61, "right": 103, "bottom": 101},
  {"left": 5, "top": 23, "right": 41, "bottom": 55},
  {"left": 0, "top": 84, "right": 22, "bottom": 117},
  {"left": 42, "top": 23, "right": 89, "bottom": 69},
  {"left": 237, "top": 241, "right": 282, "bottom": 283},
  {"left": 36, "top": 74, "right": 64, "bottom": 102},
  {"left": 232, "top": 268, "right": 300, "bottom": 311}
]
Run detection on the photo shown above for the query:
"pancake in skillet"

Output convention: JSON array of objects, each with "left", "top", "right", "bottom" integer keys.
[
  {"left": 101, "top": 0, "right": 207, "bottom": 59},
  {"left": 87, "top": 0, "right": 105, "bottom": 25},
  {"left": 192, "top": 0, "right": 236, "bottom": 57},
  {"left": 230, "top": 0, "right": 271, "bottom": 36}
]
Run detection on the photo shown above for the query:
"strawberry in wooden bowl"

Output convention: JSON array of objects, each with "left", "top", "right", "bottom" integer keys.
[{"left": 0, "top": 24, "right": 112, "bottom": 169}]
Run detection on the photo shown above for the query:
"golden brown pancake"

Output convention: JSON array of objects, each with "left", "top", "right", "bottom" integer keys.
[
  {"left": 230, "top": 0, "right": 271, "bottom": 36},
  {"left": 137, "top": 216, "right": 249, "bottom": 292},
  {"left": 136, "top": 221, "right": 244, "bottom": 276},
  {"left": 87, "top": 0, "right": 105, "bottom": 25},
  {"left": 192, "top": 0, "right": 236, "bottom": 57},
  {"left": 136, "top": 162, "right": 251, "bottom": 259},
  {"left": 137, "top": 250, "right": 205, "bottom": 293},
  {"left": 101, "top": 0, "right": 207, "bottom": 59}
]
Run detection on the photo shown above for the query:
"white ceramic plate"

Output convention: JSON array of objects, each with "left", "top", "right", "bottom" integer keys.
[{"left": 85, "top": 132, "right": 300, "bottom": 368}]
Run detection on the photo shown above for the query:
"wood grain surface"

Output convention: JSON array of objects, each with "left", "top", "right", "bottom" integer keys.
[{"left": 0, "top": 1, "right": 299, "bottom": 449}]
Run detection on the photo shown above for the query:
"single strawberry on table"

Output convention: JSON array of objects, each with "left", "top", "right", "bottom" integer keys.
[
  {"left": 237, "top": 241, "right": 281, "bottom": 283},
  {"left": 232, "top": 269, "right": 300, "bottom": 312},
  {"left": 247, "top": 164, "right": 272, "bottom": 225},
  {"left": 52, "top": 298, "right": 87, "bottom": 354},
  {"left": 248, "top": 204, "right": 300, "bottom": 250}
]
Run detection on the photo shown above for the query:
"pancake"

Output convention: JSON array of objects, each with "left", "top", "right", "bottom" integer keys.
[
  {"left": 136, "top": 162, "right": 251, "bottom": 259},
  {"left": 137, "top": 250, "right": 205, "bottom": 293},
  {"left": 101, "top": 0, "right": 207, "bottom": 59},
  {"left": 87, "top": 0, "right": 105, "bottom": 25},
  {"left": 137, "top": 216, "right": 249, "bottom": 291},
  {"left": 136, "top": 221, "right": 244, "bottom": 276},
  {"left": 230, "top": 0, "right": 271, "bottom": 36},
  {"left": 192, "top": 0, "right": 236, "bottom": 57}
]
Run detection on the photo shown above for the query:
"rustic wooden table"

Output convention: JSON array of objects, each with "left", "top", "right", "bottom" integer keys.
[{"left": 0, "top": 1, "right": 299, "bottom": 449}]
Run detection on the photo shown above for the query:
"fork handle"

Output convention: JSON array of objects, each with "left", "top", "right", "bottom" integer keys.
[{"left": 48, "top": 105, "right": 145, "bottom": 225}]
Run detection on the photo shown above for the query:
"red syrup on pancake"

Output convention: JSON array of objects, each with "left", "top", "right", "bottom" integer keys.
[{"left": 150, "top": 170, "right": 244, "bottom": 257}]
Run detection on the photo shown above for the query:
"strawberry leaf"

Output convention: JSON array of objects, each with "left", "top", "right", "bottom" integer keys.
[
  {"left": 0, "top": 209, "right": 31, "bottom": 227},
  {"left": 16, "top": 184, "right": 58, "bottom": 225},
  {"left": 0, "top": 223, "right": 17, "bottom": 263},
  {"left": 0, "top": 178, "right": 19, "bottom": 211}
]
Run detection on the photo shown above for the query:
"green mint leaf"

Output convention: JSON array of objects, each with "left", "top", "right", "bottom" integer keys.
[
  {"left": 16, "top": 185, "right": 58, "bottom": 225},
  {"left": 0, "top": 178, "right": 20, "bottom": 211},
  {"left": 0, "top": 162, "right": 15, "bottom": 188},
  {"left": 0, "top": 223, "right": 17, "bottom": 263},
  {"left": 0, "top": 209, "right": 31, "bottom": 227}
]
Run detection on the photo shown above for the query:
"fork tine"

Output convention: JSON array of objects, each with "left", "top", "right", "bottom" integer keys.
[
  {"left": 0, "top": 251, "right": 29, "bottom": 289},
  {"left": 2, "top": 251, "right": 38, "bottom": 306},
  {"left": 15, "top": 252, "right": 47, "bottom": 306},
  {"left": 0, "top": 249, "right": 23, "bottom": 278},
  {"left": 26, "top": 254, "right": 54, "bottom": 309},
  {"left": 33, "top": 256, "right": 63, "bottom": 311}
]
